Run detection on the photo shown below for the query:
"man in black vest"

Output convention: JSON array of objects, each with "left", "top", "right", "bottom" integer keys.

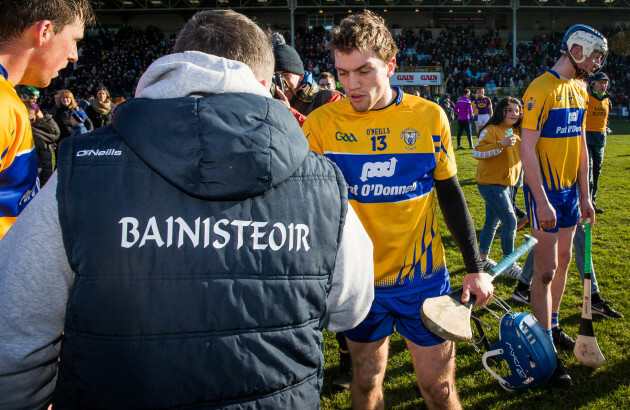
[{"left": 0, "top": 10, "right": 374, "bottom": 409}]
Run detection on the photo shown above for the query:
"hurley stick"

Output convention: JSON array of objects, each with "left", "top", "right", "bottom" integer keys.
[
  {"left": 574, "top": 219, "right": 605, "bottom": 368},
  {"left": 421, "top": 235, "right": 537, "bottom": 342}
]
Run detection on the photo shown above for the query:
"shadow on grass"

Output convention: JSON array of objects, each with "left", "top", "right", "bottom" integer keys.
[{"left": 458, "top": 177, "right": 477, "bottom": 187}]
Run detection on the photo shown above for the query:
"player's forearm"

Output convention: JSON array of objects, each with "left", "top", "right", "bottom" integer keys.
[
  {"left": 434, "top": 176, "right": 483, "bottom": 274},
  {"left": 577, "top": 132, "right": 591, "bottom": 202}
]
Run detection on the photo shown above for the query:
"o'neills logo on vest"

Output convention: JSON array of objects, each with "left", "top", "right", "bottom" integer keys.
[
  {"left": 76, "top": 149, "right": 122, "bottom": 157},
  {"left": 119, "top": 216, "right": 311, "bottom": 251}
]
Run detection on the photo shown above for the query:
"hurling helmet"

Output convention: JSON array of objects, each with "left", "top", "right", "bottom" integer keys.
[
  {"left": 561, "top": 24, "right": 608, "bottom": 76},
  {"left": 482, "top": 312, "right": 556, "bottom": 391},
  {"left": 19, "top": 85, "right": 40, "bottom": 99}
]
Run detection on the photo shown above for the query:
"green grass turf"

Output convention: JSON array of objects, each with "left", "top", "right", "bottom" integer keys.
[{"left": 320, "top": 118, "right": 630, "bottom": 409}]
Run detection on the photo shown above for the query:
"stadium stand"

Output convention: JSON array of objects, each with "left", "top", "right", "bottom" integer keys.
[{"left": 39, "top": 25, "right": 629, "bottom": 111}]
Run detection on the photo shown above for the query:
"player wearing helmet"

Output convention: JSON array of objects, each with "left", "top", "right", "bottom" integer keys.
[
  {"left": 519, "top": 24, "right": 607, "bottom": 389},
  {"left": 561, "top": 24, "right": 608, "bottom": 79}
]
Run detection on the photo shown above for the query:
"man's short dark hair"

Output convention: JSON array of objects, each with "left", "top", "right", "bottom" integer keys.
[
  {"left": 173, "top": 10, "right": 274, "bottom": 83},
  {"left": 318, "top": 72, "right": 335, "bottom": 82},
  {"left": 0, "top": 0, "right": 95, "bottom": 44}
]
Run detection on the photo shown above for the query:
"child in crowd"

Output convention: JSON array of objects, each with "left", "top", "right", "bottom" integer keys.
[
  {"left": 473, "top": 96, "right": 524, "bottom": 278},
  {"left": 69, "top": 110, "right": 89, "bottom": 138}
]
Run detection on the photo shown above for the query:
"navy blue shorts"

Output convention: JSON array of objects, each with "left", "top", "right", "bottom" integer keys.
[
  {"left": 344, "top": 279, "right": 451, "bottom": 347},
  {"left": 523, "top": 184, "right": 580, "bottom": 233}
]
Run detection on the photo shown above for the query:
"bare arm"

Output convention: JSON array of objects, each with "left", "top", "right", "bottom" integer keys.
[
  {"left": 520, "top": 128, "right": 556, "bottom": 230},
  {"left": 577, "top": 128, "right": 595, "bottom": 226}
]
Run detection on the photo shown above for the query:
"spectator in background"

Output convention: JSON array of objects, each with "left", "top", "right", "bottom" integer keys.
[
  {"left": 473, "top": 88, "right": 493, "bottom": 135},
  {"left": 472, "top": 96, "right": 524, "bottom": 279},
  {"left": 69, "top": 110, "right": 88, "bottom": 137},
  {"left": 454, "top": 88, "right": 474, "bottom": 149},
  {"left": 17, "top": 86, "right": 44, "bottom": 120},
  {"left": 51, "top": 89, "right": 93, "bottom": 142},
  {"left": 272, "top": 36, "right": 343, "bottom": 126},
  {"left": 0, "top": 0, "right": 94, "bottom": 241},
  {"left": 585, "top": 72, "right": 612, "bottom": 214},
  {"left": 111, "top": 96, "right": 126, "bottom": 112},
  {"left": 318, "top": 71, "right": 337, "bottom": 91},
  {"left": 85, "top": 86, "right": 113, "bottom": 128},
  {"left": 23, "top": 102, "right": 61, "bottom": 187}
]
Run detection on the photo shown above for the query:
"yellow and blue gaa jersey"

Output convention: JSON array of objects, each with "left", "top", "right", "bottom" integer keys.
[
  {"left": 0, "top": 70, "right": 40, "bottom": 239},
  {"left": 522, "top": 70, "right": 588, "bottom": 192},
  {"left": 303, "top": 90, "right": 457, "bottom": 293}
]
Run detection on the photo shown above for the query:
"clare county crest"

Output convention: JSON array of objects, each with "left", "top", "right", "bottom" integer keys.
[
  {"left": 526, "top": 97, "right": 536, "bottom": 111},
  {"left": 401, "top": 127, "right": 419, "bottom": 150}
]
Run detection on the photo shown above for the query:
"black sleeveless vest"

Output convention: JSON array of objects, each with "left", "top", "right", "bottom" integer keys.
[{"left": 53, "top": 95, "right": 347, "bottom": 409}]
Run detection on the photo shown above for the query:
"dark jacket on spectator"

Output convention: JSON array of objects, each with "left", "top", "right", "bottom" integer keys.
[
  {"left": 85, "top": 100, "right": 113, "bottom": 129},
  {"left": 52, "top": 105, "right": 94, "bottom": 142},
  {"left": 31, "top": 114, "right": 60, "bottom": 186}
]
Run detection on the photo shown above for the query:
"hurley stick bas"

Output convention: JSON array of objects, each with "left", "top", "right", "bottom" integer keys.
[
  {"left": 574, "top": 219, "right": 605, "bottom": 368},
  {"left": 421, "top": 235, "right": 538, "bottom": 342}
]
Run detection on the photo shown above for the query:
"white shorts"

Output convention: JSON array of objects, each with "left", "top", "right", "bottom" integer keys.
[{"left": 476, "top": 113, "right": 490, "bottom": 127}]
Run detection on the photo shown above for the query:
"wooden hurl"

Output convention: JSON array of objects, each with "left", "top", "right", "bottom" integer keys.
[
  {"left": 421, "top": 235, "right": 538, "bottom": 342},
  {"left": 574, "top": 219, "right": 606, "bottom": 368}
]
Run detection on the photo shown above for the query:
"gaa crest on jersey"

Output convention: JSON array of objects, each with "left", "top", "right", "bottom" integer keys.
[
  {"left": 401, "top": 127, "right": 419, "bottom": 150},
  {"left": 526, "top": 97, "right": 536, "bottom": 111}
]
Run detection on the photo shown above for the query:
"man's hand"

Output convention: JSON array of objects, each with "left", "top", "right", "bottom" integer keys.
[
  {"left": 580, "top": 196, "right": 596, "bottom": 227},
  {"left": 275, "top": 86, "right": 291, "bottom": 109},
  {"left": 536, "top": 199, "right": 557, "bottom": 231},
  {"left": 461, "top": 272, "right": 494, "bottom": 307}
]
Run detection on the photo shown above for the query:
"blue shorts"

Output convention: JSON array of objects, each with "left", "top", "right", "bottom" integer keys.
[
  {"left": 523, "top": 184, "right": 580, "bottom": 233},
  {"left": 344, "top": 279, "right": 451, "bottom": 347}
]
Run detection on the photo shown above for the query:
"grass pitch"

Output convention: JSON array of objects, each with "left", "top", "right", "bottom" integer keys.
[{"left": 320, "top": 118, "right": 630, "bottom": 409}]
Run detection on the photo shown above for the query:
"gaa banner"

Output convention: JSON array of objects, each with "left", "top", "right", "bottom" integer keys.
[{"left": 389, "top": 72, "right": 442, "bottom": 86}]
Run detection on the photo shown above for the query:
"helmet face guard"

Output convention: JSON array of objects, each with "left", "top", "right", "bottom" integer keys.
[
  {"left": 561, "top": 24, "right": 608, "bottom": 78},
  {"left": 481, "top": 312, "right": 557, "bottom": 391}
]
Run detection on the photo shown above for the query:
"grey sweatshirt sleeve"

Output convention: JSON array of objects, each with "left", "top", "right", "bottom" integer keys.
[
  {"left": 323, "top": 203, "right": 374, "bottom": 333},
  {"left": 0, "top": 174, "right": 73, "bottom": 409}
]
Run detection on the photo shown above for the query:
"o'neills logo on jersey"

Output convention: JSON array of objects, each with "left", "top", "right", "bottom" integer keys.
[
  {"left": 119, "top": 216, "right": 311, "bottom": 251},
  {"left": 76, "top": 149, "right": 122, "bottom": 157}
]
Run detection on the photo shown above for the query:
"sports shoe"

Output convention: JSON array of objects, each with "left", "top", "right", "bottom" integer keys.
[
  {"left": 517, "top": 216, "right": 529, "bottom": 230},
  {"left": 593, "top": 204, "right": 604, "bottom": 214},
  {"left": 332, "top": 352, "right": 352, "bottom": 390},
  {"left": 550, "top": 356, "right": 572, "bottom": 389},
  {"left": 482, "top": 258, "right": 497, "bottom": 271},
  {"left": 456, "top": 145, "right": 464, "bottom": 150},
  {"left": 592, "top": 299, "right": 623, "bottom": 319},
  {"left": 552, "top": 327, "right": 576, "bottom": 350},
  {"left": 503, "top": 263, "right": 523, "bottom": 280},
  {"left": 512, "top": 286, "right": 531, "bottom": 305}
]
